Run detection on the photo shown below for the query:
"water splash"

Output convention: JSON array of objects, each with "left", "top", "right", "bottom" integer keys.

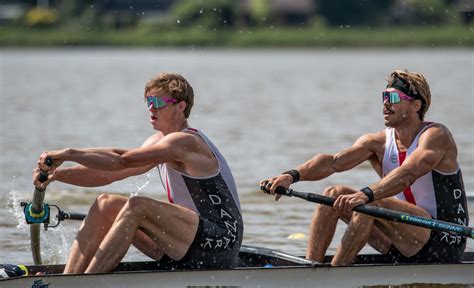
[
  {"left": 6, "top": 179, "right": 77, "bottom": 264},
  {"left": 7, "top": 186, "right": 28, "bottom": 230},
  {"left": 40, "top": 224, "right": 77, "bottom": 264},
  {"left": 131, "top": 169, "right": 155, "bottom": 197}
]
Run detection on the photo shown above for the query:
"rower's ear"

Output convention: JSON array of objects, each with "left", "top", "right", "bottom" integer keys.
[
  {"left": 413, "top": 99, "right": 422, "bottom": 113},
  {"left": 177, "top": 101, "right": 187, "bottom": 115}
]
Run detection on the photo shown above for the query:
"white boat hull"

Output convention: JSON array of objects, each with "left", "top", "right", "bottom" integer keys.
[
  {"left": 2, "top": 245, "right": 473, "bottom": 287},
  {"left": 2, "top": 262, "right": 474, "bottom": 288}
]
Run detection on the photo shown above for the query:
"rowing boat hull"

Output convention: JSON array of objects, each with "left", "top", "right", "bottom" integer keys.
[
  {"left": 2, "top": 246, "right": 473, "bottom": 287},
  {"left": 2, "top": 262, "right": 473, "bottom": 288}
]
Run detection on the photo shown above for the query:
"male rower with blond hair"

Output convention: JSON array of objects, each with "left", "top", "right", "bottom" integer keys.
[
  {"left": 261, "top": 69, "right": 468, "bottom": 265},
  {"left": 34, "top": 72, "right": 243, "bottom": 273}
]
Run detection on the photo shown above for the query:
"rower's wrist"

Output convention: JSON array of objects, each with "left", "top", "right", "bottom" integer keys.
[
  {"left": 283, "top": 169, "right": 300, "bottom": 183},
  {"left": 49, "top": 169, "right": 61, "bottom": 182},
  {"left": 61, "top": 148, "right": 77, "bottom": 160},
  {"left": 360, "top": 187, "right": 374, "bottom": 203}
]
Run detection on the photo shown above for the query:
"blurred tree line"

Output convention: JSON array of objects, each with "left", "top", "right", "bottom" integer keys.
[{"left": 10, "top": 0, "right": 469, "bottom": 29}]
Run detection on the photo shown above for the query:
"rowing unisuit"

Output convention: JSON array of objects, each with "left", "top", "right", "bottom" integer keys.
[
  {"left": 383, "top": 122, "right": 469, "bottom": 262},
  {"left": 158, "top": 127, "right": 243, "bottom": 268}
]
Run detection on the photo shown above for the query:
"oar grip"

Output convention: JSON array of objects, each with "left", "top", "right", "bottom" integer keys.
[
  {"left": 275, "top": 186, "right": 290, "bottom": 196},
  {"left": 37, "top": 157, "right": 53, "bottom": 183}
]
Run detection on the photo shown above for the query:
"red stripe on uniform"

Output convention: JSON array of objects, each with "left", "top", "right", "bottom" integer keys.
[
  {"left": 398, "top": 151, "right": 417, "bottom": 205},
  {"left": 165, "top": 176, "right": 173, "bottom": 203}
]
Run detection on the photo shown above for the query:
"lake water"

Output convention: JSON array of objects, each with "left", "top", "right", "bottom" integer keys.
[{"left": 0, "top": 48, "right": 472, "bottom": 265}]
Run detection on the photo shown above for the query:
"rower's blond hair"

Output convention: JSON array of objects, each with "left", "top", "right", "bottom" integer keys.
[
  {"left": 145, "top": 73, "right": 194, "bottom": 118},
  {"left": 386, "top": 69, "right": 431, "bottom": 121}
]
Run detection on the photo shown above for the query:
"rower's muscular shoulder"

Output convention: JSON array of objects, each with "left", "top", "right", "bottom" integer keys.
[
  {"left": 142, "top": 131, "right": 199, "bottom": 148},
  {"left": 418, "top": 123, "right": 457, "bottom": 150},
  {"left": 159, "top": 131, "right": 218, "bottom": 176},
  {"left": 142, "top": 132, "right": 165, "bottom": 147},
  {"left": 155, "top": 131, "right": 214, "bottom": 162},
  {"left": 417, "top": 123, "right": 458, "bottom": 172},
  {"left": 356, "top": 130, "right": 386, "bottom": 154}
]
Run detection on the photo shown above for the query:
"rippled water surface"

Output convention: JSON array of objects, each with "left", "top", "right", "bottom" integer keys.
[{"left": 0, "top": 48, "right": 472, "bottom": 264}]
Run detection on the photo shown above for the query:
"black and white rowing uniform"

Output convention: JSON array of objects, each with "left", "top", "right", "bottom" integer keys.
[
  {"left": 382, "top": 122, "right": 469, "bottom": 263},
  {"left": 157, "top": 127, "right": 243, "bottom": 269}
]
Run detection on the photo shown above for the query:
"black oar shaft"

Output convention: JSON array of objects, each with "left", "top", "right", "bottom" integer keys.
[
  {"left": 59, "top": 211, "right": 86, "bottom": 221},
  {"left": 277, "top": 187, "right": 473, "bottom": 239}
]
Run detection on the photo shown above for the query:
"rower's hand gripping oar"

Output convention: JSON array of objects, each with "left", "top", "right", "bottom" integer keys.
[
  {"left": 274, "top": 186, "right": 474, "bottom": 239},
  {"left": 26, "top": 157, "right": 52, "bottom": 224},
  {"left": 23, "top": 156, "right": 53, "bottom": 265}
]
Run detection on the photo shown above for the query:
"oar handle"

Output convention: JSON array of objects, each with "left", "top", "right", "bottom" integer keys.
[
  {"left": 37, "top": 156, "right": 53, "bottom": 184},
  {"left": 276, "top": 187, "right": 335, "bottom": 206},
  {"left": 32, "top": 157, "right": 53, "bottom": 213},
  {"left": 274, "top": 187, "right": 474, "bottom": 239}
]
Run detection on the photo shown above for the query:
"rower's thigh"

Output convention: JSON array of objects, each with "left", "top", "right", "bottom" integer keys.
[
  {"left": 322, "top": 186, "right": 356, "bottom": 219},
  {"left": 132, "top": 229, "right": 165, "bottom": 260},
  {"left": 323, "top": 185, "right": 356, "bottom": 198},
  {"left": 90, "top": 193, "right": 128, "bottom": 223},
  {"left": 124, "top": 196, "right": 200, "bottom": 259},
  {"left": 372, "top": 197, "right": 431, "bottom": 257}
]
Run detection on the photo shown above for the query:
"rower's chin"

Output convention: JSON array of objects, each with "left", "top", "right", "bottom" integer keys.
[
  {"left": 383, "top": 114, "right": 393, "bottom": 126},
  {"left": 150, "top": 118, "right": 160, "bottom": 129}
]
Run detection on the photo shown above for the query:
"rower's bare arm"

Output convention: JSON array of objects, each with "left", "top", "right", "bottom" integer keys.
[
  {"left": 53, "top": 165, "right": 155, "bottom": 187},
  {"left": 297, "top": 133, "right": 380, "bottom": 181},
  {"left": 371, "top": 126, "right": 451, "bottom": 200},
  {"left": 49, "top": 132, "right": 192, "bottom": 171},
  {"left": 47, "top": 133, "right": 163, "bottom": 186}
]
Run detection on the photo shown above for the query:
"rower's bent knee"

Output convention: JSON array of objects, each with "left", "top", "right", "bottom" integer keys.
[
  {"left": 94, "top": 193, "right": 113, "bottom": 211},
  {"left": 352, "top": 212, "right": 374, "bottom": 224},
  {"left": 323, "top": 186, "right": 339, "bottom": 197},
  {"left": 96, "top": 193, "right": 110, "bottom": 202},
  {"left": 95, "top": 193, "right": 125, "bottom": 209},
  {"left": 323, "top": 186, "right": 350, "bottom": 198},
  {"left": 126, "top": 196, "right": 149, "bottom": 215}
]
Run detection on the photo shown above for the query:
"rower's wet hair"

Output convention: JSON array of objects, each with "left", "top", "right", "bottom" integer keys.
[
  {"left": 145, "top": 73, "right": 194, "bottom": 118},
  {"left": 386, "top": 69, "right": 431, "bottom": 121}
]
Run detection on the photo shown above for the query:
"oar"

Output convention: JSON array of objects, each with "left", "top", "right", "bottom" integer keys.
[
  {"left": 27, "top": 157, "right": 53, "bottom": 264},
  {"left": 57, "top": 211, "right": 86, "bottom": 221},
  {"left": 274, "top": 187, "right": 474, "bottom": 239}
]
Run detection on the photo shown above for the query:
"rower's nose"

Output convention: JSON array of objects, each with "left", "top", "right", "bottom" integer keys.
[{"left": 148, "top": 102, "right": 157, "bottom": 112}]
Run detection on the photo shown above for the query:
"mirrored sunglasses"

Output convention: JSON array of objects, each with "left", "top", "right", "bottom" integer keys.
[
  {"left": 146, "top": 96, "right": 178, "bottom": 109},
  {"left": 382, "top": 90, "right": 413, "bottom": 104}
]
